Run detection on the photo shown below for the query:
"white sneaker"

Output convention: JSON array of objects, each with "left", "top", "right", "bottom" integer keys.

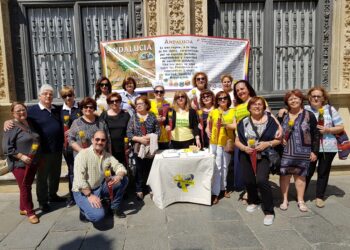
[
  {"left": 263, "top": 214, "right": 274, "bottom": 226},
  {"left": 246, "top": 204, "right": 260, "bottom": 213}
]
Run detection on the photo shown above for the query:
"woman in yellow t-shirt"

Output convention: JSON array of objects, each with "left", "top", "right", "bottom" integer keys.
[
  {"left": 165, "top": 91, "right": 201, "bottom": 149},
  {"left": 206, "top": 91, "right": 236, "bottom": 205},
  {"left": 150, "top": 85, "right": 171, "bottom": 150}
]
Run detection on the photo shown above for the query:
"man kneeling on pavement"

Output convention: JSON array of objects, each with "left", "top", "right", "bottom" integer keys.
[{"left": 72, "top": 130, "right": 128, "bottom": 222}]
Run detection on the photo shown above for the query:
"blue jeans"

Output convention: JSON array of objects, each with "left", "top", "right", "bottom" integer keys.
[{"left": 73, "top": 177, "right": 128, "bottom": 223}]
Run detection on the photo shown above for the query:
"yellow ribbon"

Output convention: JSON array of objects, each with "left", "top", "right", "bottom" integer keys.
[{"left": 173, "top": 174, "right": 195, "bottom": 192}]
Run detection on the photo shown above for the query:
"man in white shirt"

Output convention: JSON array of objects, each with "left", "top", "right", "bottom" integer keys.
[{"left": 72, "top": 130, "right": 128, "bottom": 222}]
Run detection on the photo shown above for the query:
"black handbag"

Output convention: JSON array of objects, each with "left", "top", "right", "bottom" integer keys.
[{"left": 249, "top": 117, "right": 281, "bottom": 174}]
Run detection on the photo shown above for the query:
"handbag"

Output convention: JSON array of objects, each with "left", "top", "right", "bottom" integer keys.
[
  {"left": 0, "top": 160, "right": 10, "bottom": 176},
  {"left": 329, "top": 106, "right": 350, "bottom": 160},
  {"left": 264, "top": 147, "right": 281, "bottom": 174}
]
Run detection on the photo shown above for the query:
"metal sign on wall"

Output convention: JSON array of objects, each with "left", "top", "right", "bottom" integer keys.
[{"left": 100, "top": 35, "right": 250, "bottom": 92}]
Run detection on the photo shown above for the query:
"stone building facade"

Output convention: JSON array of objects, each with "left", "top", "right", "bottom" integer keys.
[{"left": 0, "top": 0, "right": 349, "bottom": 164}]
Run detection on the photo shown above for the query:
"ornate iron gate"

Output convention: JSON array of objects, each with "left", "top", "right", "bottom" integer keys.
[
  {"left": 209, "top": 0, "right": 331, "bottom": 95},
  {"left": 18, "top": 0, "right": 143, "bottom": 100}
]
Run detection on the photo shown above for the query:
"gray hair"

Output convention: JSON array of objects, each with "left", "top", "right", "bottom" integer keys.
[{"left": 39, "top": 84, "right": 54, "bottom": 95}]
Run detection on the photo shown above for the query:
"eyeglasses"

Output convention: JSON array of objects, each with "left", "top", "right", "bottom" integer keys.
[
  {"left": 83, "top": 105, "right": 95, "bottom": 110},
  {"left": 95, "top": 138, "right": 106, "bottom": 142},
  {"left": 14, "top": 109, "right": 27, "bottom": 113},
  {"left": 154, "top": 90, "right": 165, "bottom": 94},
  {"left": 108, "top": 99, "right": 120, "bottom": 104},
  {"left": 176, "top": 95, "right": 186, "bottom": 100},
  {"left": 100, "top": 83, "right": 109, "bottom": 87},
  {"left": 311, "top": 95, "right": 323, "bottom": 99},
  {"left": 62, "top": 94, "right": 73, "bottom": 99},
  {"left": 202, "top": 95, "right": 212, "bottom": 99},
  {"left": 196, "top": 77, "right": 205, "bottom": 81},
  {"left": 218, "top": 97, "right": 228, "bottom": 101}
]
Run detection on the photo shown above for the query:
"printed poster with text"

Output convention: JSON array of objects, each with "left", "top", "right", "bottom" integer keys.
[{"left": 100, "top": 35, "right": 250, "bottom": 92}]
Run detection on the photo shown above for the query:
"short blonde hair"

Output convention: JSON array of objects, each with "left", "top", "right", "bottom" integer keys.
[{"left": 60, "top": 86, "right": 74, "bottom": 97}]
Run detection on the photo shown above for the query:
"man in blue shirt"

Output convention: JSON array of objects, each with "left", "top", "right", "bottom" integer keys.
[{"left": 27, "top": 84, "right": 65, "bottom": 212}]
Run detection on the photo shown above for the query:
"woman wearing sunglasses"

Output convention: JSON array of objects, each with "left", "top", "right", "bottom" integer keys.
[
  {"left": 199, "top": 90, "right": 215, "bottom": 148},
  {"left": 166, "top": 91, "right": 201, "bottom": 149},
  {"left": 69, "top": 97, "right": 110, "bottom": 157},
  {"left": 206, "top": 91, "right": 236, "bottom": 204},
  {"left": 304, "top": 86, "right": 344, "bottom": 208},
  {"left": 187, "top": 72, "right": 209, "bottom": 110},
  {"left": 60, "top": 86, "right": 81, "bottom": 208},
  {"left": 100, "top": 93, "right": 130, "bottom": 164},
  {"left": 150, "top": 85, "right": 171, "bottom": 150},
  {"left": 95, "top": 77, "right": 112, "bottom": 114}
]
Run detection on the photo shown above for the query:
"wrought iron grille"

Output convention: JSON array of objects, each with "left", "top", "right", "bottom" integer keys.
[
  {"left": 18, "top": 1, "right": 142, "bottom": 101},
  {"left": 211, "top": 0, "right": 330, "bottom": 95},
  {"left": 220, "top": 2, "right": 264, "bottom": 91},
  {"left": 273, "top": 1, "right": 316, "bottom": 91},
  {"left": 81, "top": 5, "right": 128, "bottom": 96},
  {"left": 27, "top": 7, "right": 77, "bottom": 98}
]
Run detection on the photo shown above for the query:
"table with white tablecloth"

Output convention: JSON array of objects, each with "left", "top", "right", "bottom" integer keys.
[{"left": 146, "top": 150, "right": 215, "bottom": 209}]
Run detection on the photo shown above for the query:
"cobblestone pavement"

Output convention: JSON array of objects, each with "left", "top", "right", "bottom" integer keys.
[{"left": 0, "top": 174, "right": 349, "bottom": 250}]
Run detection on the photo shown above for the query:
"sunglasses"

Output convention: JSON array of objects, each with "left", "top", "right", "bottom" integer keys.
[
  {"left": 176, "top": 95, "right": 186, "bottom": 100},
  {"left": 95, "top": 138, "right": 106, "bottom": 142},
  {"left": 196, "top": 77, "right": 205, "bottom": 81},
  {"left": 109, "top": 99, "right": 120, "bottom": 104},
  {"left": 202, "top": 95, "right": 212, "bottom": 99},
  {"left": 62, "top": 94, "right": 73, "bottom": 99},
  {"left": 218, "top": 97, "right": 228, "bottom": 101},
  {"left": 155, "top": 90, "right": 165, "bottom": 94},
  {"left": 100, "top": 83, "right": 109, "bottom": 87},
  {"left": 83, "top": 105, "right": 95, "bottom": 110}
]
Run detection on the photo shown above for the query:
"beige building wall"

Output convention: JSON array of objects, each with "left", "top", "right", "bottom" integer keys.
[{"left": 0, "top": 0, "right": 15, "bottom": 157}]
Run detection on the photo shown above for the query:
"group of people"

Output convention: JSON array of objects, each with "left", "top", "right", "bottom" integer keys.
[{"left": 2, "top": 71, "right": 345, "bottom": 226}]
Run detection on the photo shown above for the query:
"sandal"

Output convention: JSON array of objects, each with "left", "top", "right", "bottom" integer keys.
[
  {"left": 212, "top": 195, "right": 219, "bottom": 205},
  {"left": 279, "top": 202, "right": 289, "bottom": 211},
  {"left": 297, "top": 201, "right": 308, "bottom": 212},
  {"left": 224, "top": 190, "right": 231, "bottom": 198},
  {"left": 136, "top": 192, "right": 144, "bottom": 201}
]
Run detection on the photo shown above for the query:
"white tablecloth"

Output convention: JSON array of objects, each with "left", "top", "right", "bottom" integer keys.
[{"left": 146, "top": 151, "right": 215, "bottom": 209}]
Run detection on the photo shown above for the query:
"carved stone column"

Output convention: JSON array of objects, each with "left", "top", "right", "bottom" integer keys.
[
  {"left": 0, "top": 0, "right": 15, "bottom": 104},
  {"left": 330, "top": 0, "right": 350, "bottom": 94},
  {"left": 143, "top": 0, "right": 207, "bottom": 36}
]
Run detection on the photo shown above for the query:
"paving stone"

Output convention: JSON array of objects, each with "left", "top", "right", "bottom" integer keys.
[
  {"left": 209, "top": 221, "right": 262, "bottom": 249},
  {"left": 124, "top": 224, "right": 168, "bottom": 250},
  {"left": 167, "top": 212, "right": 210, "bottom": 237},
  {"left": 291, "top": 215, "right": 346, "bottom": 245},
  {"left": 0, "top": 208, "right": 65, "bottom": 249},
  {"left": 314, "top": 242, "right": 350, "bottom": 250},
  {"left": 51, "top": 207, "right": 91, "bottom": 232},
  {"left": 255, "top": 229, "right": 312, "bottom": 250},
  {"left": 237, "top": 207, "right": 294, "bottom": 232},
  {"left": 169, "top": 233, "right": 213, "bottom": 250},
  {"left": 0, "top": 202, "right": 25, "bottom": 235},
  {"left": 126, "top": 204, "right": 166, "bottom": 226},
  {"left": 0, "top": 233, "right": 7, "bottom": 242},
  {"left": 37, "top": 231, "right": 86, "bottom": 250},
  {"left": 81, "top": 224, "right": 126, "bottom": 250}
]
